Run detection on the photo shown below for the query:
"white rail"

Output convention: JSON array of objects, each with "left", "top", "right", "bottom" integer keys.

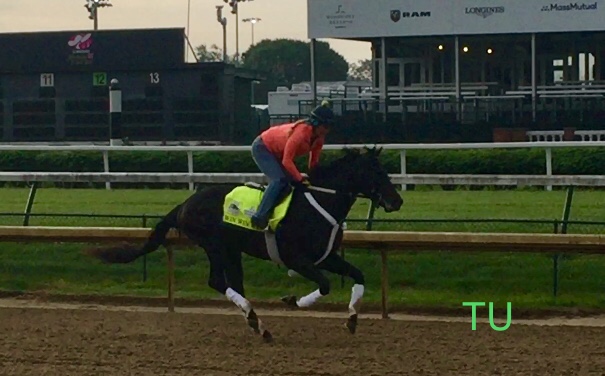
[
  {"left": 0, "top": 141, "right": 604, "bottom": 191},
  {"left": 0, "top": 140, "right": 603, "bottom": 152},
  {"left": 0, "top": 172, "right": 603, "bottom": 187}
]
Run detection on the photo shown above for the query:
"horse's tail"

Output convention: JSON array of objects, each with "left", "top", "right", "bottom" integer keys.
[{"left": 85, "top": 202, "right": 182, "bottom": 264}]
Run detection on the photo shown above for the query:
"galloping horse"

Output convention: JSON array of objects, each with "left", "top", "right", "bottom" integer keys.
[{"left": 88, "top": 146, "right": 403, "bottom": 341}]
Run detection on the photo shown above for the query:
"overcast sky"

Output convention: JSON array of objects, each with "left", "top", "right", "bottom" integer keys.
[{"left": 0, "top": 0, "right": 370, "bottom": 64}]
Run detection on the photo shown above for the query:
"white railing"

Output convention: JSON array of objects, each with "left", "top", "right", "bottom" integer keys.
[
  {"left": 1, "top": 172, "right": 603, "bottom": 187},
  {"left": 0, "top": 141, "right": 604, "bottom": 191},
  {"left": 527, "top": 130, "right": 605, "bottom": 142},
  {"left": 527, "top": 131, "right": 565, "bottom": 142},
  {"left": 576, "top": 130, "right": 605, "bottom": 142}
]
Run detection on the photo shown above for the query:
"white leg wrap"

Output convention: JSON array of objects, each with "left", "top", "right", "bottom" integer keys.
[
  {"left": 226, "top": 288, "right": 251, "bottom": 315},
  {"left": 348, "top": 284, "right": 364, "bottom": 315},
  {"left": 296, "top": 289, "right": 324, "bottom": 308}
]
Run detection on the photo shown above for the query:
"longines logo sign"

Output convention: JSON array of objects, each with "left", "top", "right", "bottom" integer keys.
[
  {"left": 390, "top": 10, "right": 431, "bottom": 22},
  {"left": 541, "top": 2, "right": 597, "bottom": 11},
  {"left": 465, "top": 6, "right": 505, "bottom": 18}
]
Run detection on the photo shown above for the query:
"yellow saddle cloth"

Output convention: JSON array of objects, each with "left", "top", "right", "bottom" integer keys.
[{"left": 222, "top": 184, "right": 294, "bottom": 232}]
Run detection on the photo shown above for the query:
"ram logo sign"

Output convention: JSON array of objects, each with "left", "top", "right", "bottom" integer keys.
[{"left": 391, "top": 10, "right": 431, "bottom": 21}]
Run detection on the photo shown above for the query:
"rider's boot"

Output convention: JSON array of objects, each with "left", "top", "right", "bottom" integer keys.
[{"left": 251, "top": 180, "right": 288, "bottom": 230}]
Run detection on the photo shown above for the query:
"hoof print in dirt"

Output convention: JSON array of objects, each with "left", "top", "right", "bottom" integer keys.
[
  {"left": 262, "top": 330, "right": 273, "bottom": 343},
  {"left": 281, "top": 295, "right": 298, "bottom": 308}
]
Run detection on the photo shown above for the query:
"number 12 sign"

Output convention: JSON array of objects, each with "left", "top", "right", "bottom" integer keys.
[{"left": 93, "top": 72, "right": 107, "bottom": 86}]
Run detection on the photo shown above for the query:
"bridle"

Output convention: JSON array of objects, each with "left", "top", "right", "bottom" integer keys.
[
  {"left": 304, "top": 182, "right": 385, "bottom": 207},
  {"left": 300, "top": 154, "right": 392, "bottom": 208}
]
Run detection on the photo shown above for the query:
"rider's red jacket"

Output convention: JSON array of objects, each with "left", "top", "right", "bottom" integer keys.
[{"left": 260, "top": 121, "right": 325, "bottom": 182}]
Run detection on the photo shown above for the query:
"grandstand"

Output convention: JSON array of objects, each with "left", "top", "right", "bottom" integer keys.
[
  {"left": 0, "top": 28, "right": 263, "bottom": 145},
  {"left": 306, "top": 0, "right": 605, "bottom": 143}
]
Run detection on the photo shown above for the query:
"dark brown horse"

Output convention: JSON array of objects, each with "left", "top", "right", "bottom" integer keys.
[{"left": 88, "top": 147, "right": 403, "bottom": 341}]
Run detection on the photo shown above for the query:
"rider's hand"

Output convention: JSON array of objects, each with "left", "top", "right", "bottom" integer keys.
[{"left": 293, "top": 178, "right": 310, "bottom": 188}]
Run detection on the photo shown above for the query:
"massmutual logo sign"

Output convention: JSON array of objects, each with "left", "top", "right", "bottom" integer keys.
[
  {"left": 390, "top": 10, "right": 431, "bottom": 22},
  {"left": 464, "top": 6, "right": 505, "bottom": 18},
  {"left": 541, "top": 2, "right": 597, "bottom": 11}
]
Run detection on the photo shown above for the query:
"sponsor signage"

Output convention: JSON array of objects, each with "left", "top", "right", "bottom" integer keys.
[
  {"left": 0, "top": 28, "right": 185, "bottom": 73},
  {"left": 308, "top": 0, "right": 605, "bottom": 39},
  {"left": 325, "top": 4, "right": 355, "bottom": 30},
  {"left": 390, "top": 10, "right": 431, "bottom": 22},
  {"left": 541, "top": 2, "right": 597, "bottom": 11},
  {"left": 464, "top": 6, "right": 505, "bottom": 18}
]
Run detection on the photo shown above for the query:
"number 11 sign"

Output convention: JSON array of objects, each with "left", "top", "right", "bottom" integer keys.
[{"left": 40, "top": 73, "right": 54, "bottom": 87}]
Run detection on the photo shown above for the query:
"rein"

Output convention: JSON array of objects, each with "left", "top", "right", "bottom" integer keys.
[{"left": 305, "top": 184, "right": 375, "bottom": 201}]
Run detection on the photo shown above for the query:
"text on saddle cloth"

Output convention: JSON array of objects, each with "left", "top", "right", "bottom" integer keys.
[{"left": 222, "top": 185, "right": 294, "bottom": 232}]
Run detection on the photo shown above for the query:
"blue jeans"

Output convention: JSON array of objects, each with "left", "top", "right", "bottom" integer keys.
[{"left": 251, "top": 136, "right": 292, "bottom": 220}]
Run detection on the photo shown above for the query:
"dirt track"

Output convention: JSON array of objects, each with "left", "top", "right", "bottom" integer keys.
[{"left": 2, "top": 298, "right": 605, "bottom": 375}]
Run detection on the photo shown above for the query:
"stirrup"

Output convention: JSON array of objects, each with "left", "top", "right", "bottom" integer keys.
[
  {"left": 245, "top": 182, "right": 265, "bottom": 191},
  {"left": 251, "top": 215, "right": 269, "bottom": 230}
]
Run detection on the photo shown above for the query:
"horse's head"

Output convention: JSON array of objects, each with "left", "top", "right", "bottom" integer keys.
[{"left": 309, "top": 146, "right": 403, "bottom": 213}]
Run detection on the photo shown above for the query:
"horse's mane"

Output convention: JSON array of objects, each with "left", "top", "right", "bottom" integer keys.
[{"left": 307, "top": 148, "right": 362, "bottom": 182}]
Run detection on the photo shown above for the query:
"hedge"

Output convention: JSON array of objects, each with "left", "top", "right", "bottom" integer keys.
[{"left": 0, "top": 147, "right": 603, "bottom": 189}]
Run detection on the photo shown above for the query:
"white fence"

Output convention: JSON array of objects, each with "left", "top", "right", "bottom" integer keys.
[
  {"left": 0, "top": 141, "right": 604, "bottom": 191},
  {"left": 527, "top": 130, "right": 605, "bottom": 142}
]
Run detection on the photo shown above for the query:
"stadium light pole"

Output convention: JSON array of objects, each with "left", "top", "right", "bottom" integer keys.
[
  {"left": 186, "top": 0, "right": 192, "bottom": 62},
  {"left": 216, "top": 5, "right": 228, "bottom": 61},
  {"left": 84, "top": 0, "right": 112, "bottom": 30},
  {"left": 242, "top": 17, "right": 261, "bottom": 46},
  {"left": 225, "top": 0, "right": 254, "bottom": 64},
  {"left": 187, "top": 0, "right": 191, "bottom": 40}
]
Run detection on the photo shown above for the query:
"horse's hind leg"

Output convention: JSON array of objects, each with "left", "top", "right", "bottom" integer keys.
[{"left": 316, "top": 253, "right": 365, "bottom": 334}]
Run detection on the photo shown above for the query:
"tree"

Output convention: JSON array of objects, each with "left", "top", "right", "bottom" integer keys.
[
  {"left": 240, "top": 39, "right": 350, "bottom": 104},
  {"left": 195, "top": 44, "right": 235, "bottom": 63},
  {"left": 349, "top": 59, "right": 373, "bottom": 81}
]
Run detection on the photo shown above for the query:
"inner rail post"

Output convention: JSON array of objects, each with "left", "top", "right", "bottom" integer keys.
[
  {"left": 380, "top": 249, "right": 389, "bottom": 319},
  {"left": 365, "top": 201, "right": 389, "bottom": 319},
  {"left": 167, "top": 245, "right": 175, "bottom": 312}
]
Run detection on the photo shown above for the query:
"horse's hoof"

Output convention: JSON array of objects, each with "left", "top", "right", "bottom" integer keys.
[
  {"left": 262, "top": 330, "right": 273, "bottom": 343},
  {"left": 246, "top": 310, "right": 261, "bottom": 334},
  {"left": 280, "top": 295, "right": 298, "bottom": 307},
  {"left": 346, "top": 314, "right": 358, "bottom": 334}
]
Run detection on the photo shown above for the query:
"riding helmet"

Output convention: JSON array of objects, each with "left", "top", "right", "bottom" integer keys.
[{"left": 309, "top": 100, "right": 336, "bottom": 127}]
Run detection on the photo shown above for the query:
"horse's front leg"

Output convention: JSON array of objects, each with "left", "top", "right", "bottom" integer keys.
[
  {"left": 225, "top": 287, "right": 272, "bottom": 342},
  {"left": 299, "top": 253, "right": 366, "bottom": 334},
  {"left": 220, "top": 245, "right": 273, "bottom": 342},
  {"left": 281, "top": 260, "right": 331, "bottom": 309}
]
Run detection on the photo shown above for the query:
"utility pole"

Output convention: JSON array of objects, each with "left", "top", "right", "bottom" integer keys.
[
  {"left": 84, "top": 0, "right": 112, "bottom": 30},
  {"left": 224, "top": 0, "right": 253, "bottom": 64}
]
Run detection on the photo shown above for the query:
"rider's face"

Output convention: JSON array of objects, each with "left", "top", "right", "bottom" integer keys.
[{"left": 315, "top": 125, "right": 330, "bottom": 137}]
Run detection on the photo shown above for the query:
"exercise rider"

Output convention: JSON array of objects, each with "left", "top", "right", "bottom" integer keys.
[{"left": 250, "top": 100, "right": 336, "bottom": 230}]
